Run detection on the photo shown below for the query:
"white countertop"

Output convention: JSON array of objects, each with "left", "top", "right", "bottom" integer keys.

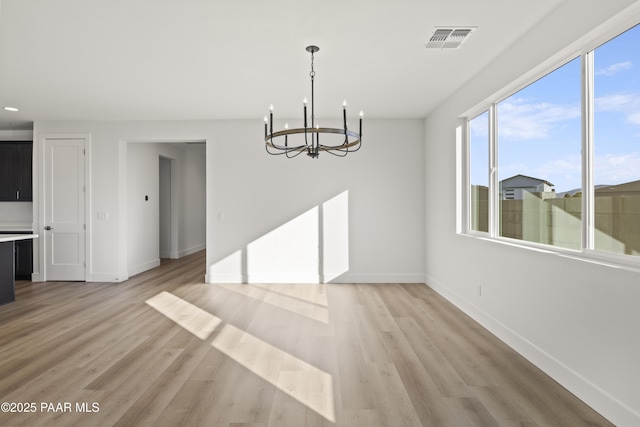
[{"left": 0, "top": 234, "right": 39, "bottom": 243}]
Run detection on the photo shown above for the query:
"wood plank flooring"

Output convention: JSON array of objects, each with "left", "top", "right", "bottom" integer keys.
[{"left": 0, "top": 250, "right": 612, "bottom": 426}]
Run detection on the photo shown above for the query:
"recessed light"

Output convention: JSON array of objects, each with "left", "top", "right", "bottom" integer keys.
[{"left": 3, "top": 106, "right": 19, "bottom": 112}]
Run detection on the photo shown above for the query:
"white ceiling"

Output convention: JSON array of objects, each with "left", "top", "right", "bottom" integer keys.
[{"left": 0, "top": 0, "right": 565, "bottom": 130}]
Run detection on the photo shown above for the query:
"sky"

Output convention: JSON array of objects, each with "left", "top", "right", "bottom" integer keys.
[{"left": 470, "top": 23, "right": 640, "bottom": 194}]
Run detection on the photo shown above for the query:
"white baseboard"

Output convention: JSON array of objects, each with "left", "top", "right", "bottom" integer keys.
[
  {"left": 128, "top": 259, "right": 160, "bottom": 278},
  {"left": 33, "top": 271, "right": 122, "bottom": 283},
  {"left": 178, "top": 244, "right": 205, "bottom": 258},
  {"left": 206, "top": 273, "right": 245, "bottom": 284},
  {"left": 246, "top": 273, "right": 320, "bottom": 284},
  {"left": 425, "top": 274, "right": 640, "bottom": 427},
  {"left": 331, "top": 273, "right": 427, "bottom": 283},
  {"left": 205, "top": 272, "right": 428, "bottom": 285},
  {"left": 88, "top": 273, "right": 123, "bottom": 283},
  {"left": 160, "top": 245, "right": 205, "bottom": 260}
]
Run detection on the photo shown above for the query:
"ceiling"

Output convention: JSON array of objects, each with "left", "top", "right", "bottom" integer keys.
[{"left": 0, "top": 0, "right": 565, "bottom": 130}]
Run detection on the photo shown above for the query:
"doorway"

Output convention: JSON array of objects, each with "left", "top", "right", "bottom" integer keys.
[{"left": 126, "top": 141, "right": 206, "bottom": 278}]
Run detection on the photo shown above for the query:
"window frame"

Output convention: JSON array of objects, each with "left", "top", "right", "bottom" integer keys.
[
  {"left": 467, "top": 110, "right": 490, "bottom": 235},
  {"left": 461, "top": 17, "right": 640, "bottom": 270}
]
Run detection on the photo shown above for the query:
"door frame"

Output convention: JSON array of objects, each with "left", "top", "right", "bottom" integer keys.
[{"left": 36, "top": 133, "right": 91, "bottom": 282}]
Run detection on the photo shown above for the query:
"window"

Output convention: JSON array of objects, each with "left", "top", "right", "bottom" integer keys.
[
  {"left": 497, "top": 58, "right": 582, "bottom": 249},
  {"left": 593, "top": 24, "right": 640, "bottom": 256},
  {"left": 464, "top": 21, "right": 640, "bottom": 264},
  {"left": 469, "top": 111, "right": 489, "bottom": 232}
]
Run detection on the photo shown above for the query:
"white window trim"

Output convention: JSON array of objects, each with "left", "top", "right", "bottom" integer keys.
[{"left": 581, "top": 51, "right": 595, "bottom": 252}]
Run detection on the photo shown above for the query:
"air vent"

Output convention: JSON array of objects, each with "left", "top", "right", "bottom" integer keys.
[{"left": 426, "top": 27, "right": 476, "bottom": 49}]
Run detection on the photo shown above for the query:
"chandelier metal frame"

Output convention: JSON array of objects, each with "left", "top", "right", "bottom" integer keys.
[{"left": 264, "top": 45, "right": 363, "bottom": 158}]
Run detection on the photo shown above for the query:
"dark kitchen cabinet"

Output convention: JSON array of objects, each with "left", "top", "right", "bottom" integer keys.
[
  {"left": 0, "top": 242, "right": 14, "bottom": 304},
  {"left": 0, "top": 142, "right": 32, "bottom": 201},
  {"left": 14, "top": 238, "right": 33, "bottom": 280},
  {"left": 0, "top": 144, "right": 16, "bottom": 200},
  {"left": 0, "top": 232, "right": 32, "bottom": 280}
]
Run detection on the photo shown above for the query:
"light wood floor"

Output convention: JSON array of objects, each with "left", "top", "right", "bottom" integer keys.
[{"left": 0, "top": 250, "right": 612, "bottom": 427}]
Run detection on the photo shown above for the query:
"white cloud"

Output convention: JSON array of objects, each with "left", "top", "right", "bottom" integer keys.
[
  {"left": 527, "top": 153, "right": 640, "bottom": 190},
  {"left": 534, "top": 156, "right": 582, "bottom": 191},
  {"left": 469, "top": 116, "right": 488, "bottom": 138},
  {"left": 498, "top": 98, "right": 580, "bottom": 140},
  {"left": 594, "top": 151, "right": 640, "bottom": 185},
  {"left": 595, "top": 93, "right": 640, "bottom": 128},
  {"left": 595, "top": 93, "right": 635, "bottom": 111},
  {"left": 595, "top": 61, "right": 632, "bottom": 76},
  {"left": 537, "top": 157, "right": 581, "bottom": 175}
]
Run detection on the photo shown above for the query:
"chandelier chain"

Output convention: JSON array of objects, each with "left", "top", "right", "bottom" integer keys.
[{"left": 310, "top": 50, "right": 315, "bottom": 78}]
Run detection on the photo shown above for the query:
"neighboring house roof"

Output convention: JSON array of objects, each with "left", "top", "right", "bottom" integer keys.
[
  {"left": 595, "top": 179, "right": 640, "bottom": 196},
  {"left": 557, "top": 185, "right": 610, "bottom": 198},
  {"left": 500, "top": 174, "right": 554, "bottom": 187}
]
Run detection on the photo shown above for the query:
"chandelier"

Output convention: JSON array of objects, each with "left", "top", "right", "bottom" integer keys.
[{"left": 264, "top": 45, "right": 363, "bottom": 158}]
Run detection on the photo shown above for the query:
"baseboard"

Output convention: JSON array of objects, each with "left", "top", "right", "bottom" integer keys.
[
  {"left": 206, "top": 273, "right": 245, "bottom": 284},
  {"left": 331, "top": 273, "right": 427, "bottom": 283},
  {"left": 88, "top": 273, "right": 123, "bottom": 283},
  {"left": 128, "top": 259, "right": 160, "bottom": 278},
  {"left": 33, "top": 271, "right": 122, "bottom": 283},
  {"left": 205, "top": 272, "right": 427, "bottom": 284},
  {"left": 178, "top": 244, "right": 205, "bottom": 258},
  {"left": 160, "top": 245, "right": 205, "bottom": 260},
  {"left": 246, "top": 273, "right": 320, "bottom": 284},
  {"left": 424, "top": 274, "right": 640, "bottom": 427}
]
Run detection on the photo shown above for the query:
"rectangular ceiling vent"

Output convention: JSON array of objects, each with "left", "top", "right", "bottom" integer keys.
[{"left": 426, "top": 27, "right": 476, "bottom": 49}]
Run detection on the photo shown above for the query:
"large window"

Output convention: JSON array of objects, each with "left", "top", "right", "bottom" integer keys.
[
  {"left": 465, "top": 22, "right": 640, "bottom": 262},
  {"left": 593, "top": 24, "right": 640, "bottom": 256},
  {"left": 497, "top": 58, "right": 582, "bottom": 249}
]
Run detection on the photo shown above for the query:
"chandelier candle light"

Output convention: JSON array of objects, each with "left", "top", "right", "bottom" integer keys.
[{"left": 264, "top": 45, "right": 363, "bottom": 158}]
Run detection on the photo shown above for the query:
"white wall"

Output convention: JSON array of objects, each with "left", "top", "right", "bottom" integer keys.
[
  {"left": 424, "top": 1, "right": 640, "bottom": 425},
  {"left": 0, "top": 130, "right": 32, "bottom": 141},
  {"left": 127, "top": 143, "right": 160, "bottom": 276},
  {"left": 178, "top": 145, "right": 206, "bottom": 257},
  {"left": 206, "top": 119, "right": 425, "bottom": 283},
  {"left": 0, "top": 202, "right": 32, "bottom": 230},
  {"left": 32, "top": 118, "right": 424, "bottom": 284},
  {"left": 159, "top": 156, "right": 172, "bottom": 258}
]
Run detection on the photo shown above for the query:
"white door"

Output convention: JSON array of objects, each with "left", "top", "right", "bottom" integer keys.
[{"left": 44, "top": 138, "right": 86, "bottom": 281}]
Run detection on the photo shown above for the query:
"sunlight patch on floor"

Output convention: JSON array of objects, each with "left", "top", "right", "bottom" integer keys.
[
  {"left": 215, "top": 283, "right": 329, "bottom": 324},
  {"left": 145, "top": 291, "right": 222, "bottom": 340},
  {"left": 249, "top": 283, "right": 329, "bottom": 307},
  {"left": 146, "top": 291, "right": 336, "bottom": 422},
  {"left": 212, "top": 322, "right": 335, "bottom": 422}
]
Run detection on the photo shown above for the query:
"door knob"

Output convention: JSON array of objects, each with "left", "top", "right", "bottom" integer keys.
[{"left": 44, "top": 226, "right": 53, "bottom": 230}]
